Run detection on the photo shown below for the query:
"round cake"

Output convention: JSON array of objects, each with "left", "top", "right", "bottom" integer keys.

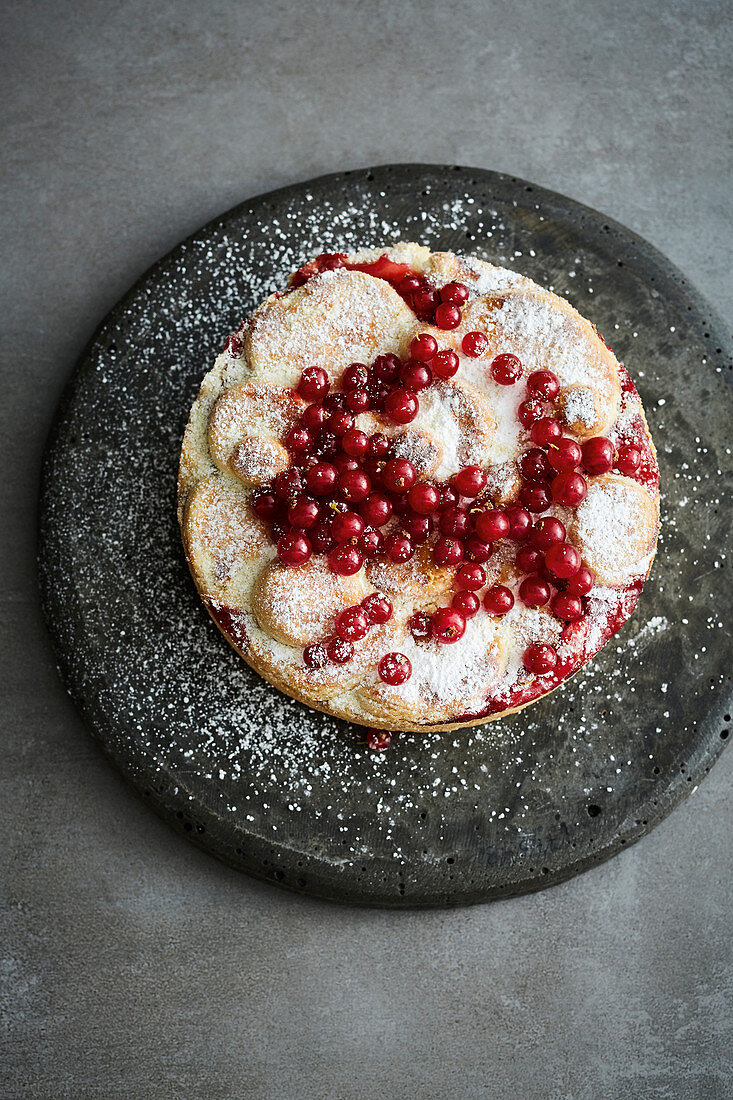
[{"left": 178, "top": 242, "right": 660, "bottom": 733}]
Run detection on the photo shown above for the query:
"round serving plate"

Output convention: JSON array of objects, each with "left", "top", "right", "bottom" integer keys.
[{"left": 38, "top": 165, "right": 732, "bottom": 907}]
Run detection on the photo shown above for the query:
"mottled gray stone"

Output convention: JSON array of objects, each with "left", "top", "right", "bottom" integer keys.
[{"left": 1, "top": 1, "right": 731, "bottom": 1097}]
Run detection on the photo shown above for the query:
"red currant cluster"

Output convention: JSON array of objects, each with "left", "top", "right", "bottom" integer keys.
[
  {"left": 302, "top": 591, "right": 399, "bottom": 674},
  {"left": 396, "top": 276, "right": 469, "bottom": 327}
]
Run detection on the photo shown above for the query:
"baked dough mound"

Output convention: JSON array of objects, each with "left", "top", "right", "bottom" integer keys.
[{"left": 178, "top": 244, "right": 660, "bottom": 732}]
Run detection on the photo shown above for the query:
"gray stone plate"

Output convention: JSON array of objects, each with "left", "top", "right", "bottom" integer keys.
[{"left": 38, "top": 165, "right": 732, "bottom": 907}]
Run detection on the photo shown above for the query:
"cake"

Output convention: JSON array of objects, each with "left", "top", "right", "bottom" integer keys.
[{"left": 178, "top": 243, "right": 660, "bottom": 734}]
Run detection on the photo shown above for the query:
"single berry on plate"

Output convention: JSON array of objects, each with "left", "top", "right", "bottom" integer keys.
[
  {"left": 431, "top": 606, "right": 467, "bottom": 644},
  {"left": 483, "top": 584, "right": 515, "bottom": 615},
  {"left": 366, "top": 729, "right": 392, "bottom": 752},
  {"left": 523, "top": 642, "right": 558, "bottom": 674},
  {"left": 462, "top": 331, "right": 488, "bottom": 358},
  {"left": 491, "top": 353, "right": 523, "bottom": 385},
  {"left": 378, "top": 651, "right": 412, "bottom": 685}
]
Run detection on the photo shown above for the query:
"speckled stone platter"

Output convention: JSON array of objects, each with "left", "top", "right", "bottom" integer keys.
[{"left": 39, "top": 165, "right": 732, "bottom": 907}]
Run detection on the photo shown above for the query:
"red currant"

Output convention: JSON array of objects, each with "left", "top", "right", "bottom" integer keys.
[
  {"left": 401, "top": 361, "right": 432, "bottom": 391},
  {"left": 407, "top": 482, "right": 440, "bottom": 515},
  {"left": 382, "top": 457, "right": 416, "bottom": 493},
  {"left": 361, "top": 592, "right": 393, "bottom": 624},
  {"left": 360, "top": 492, "right": 393, "bottom": 527},
  {"left": 431, "top": 606, "right": 466, "bottom": 644},
  {"left": 616, "top": 444, "right": 641, "bottom": 475},
  {"left": 519, "top": 575, "right": 551, "bottom": 607},
  {"left": 452, "top": 465, "right": 488, "bottom": 498},
  {"left": 450, "top": 591, "right": 480, "bottom": 622},
  {"left": 384, "top": 532, "right": 414, "bottom": 563},
  {"left": 409, "top": 611, "right": 432, "bottom": 641},
  {"left": 333, "top": 454, "right": 360, "bottom": 474},
  {"left": 566, "top": 566, "right": 594, "bottom": 596},
  {"left": 371, "top": 354, "right": 401, "bottom": 383},
  {"left": 359, "top": 528, "right": 383, "bottom": 557},
  {"left": 518, "top": 398, "right": 546, "bottom": 427},
  {"left": 515, "top": 545, "right": 543, "bottom": 573},
  {"left": 462, "top": 331, "right": 488, "bottom": 358},
  {"left": 519, "top": 483, "right": 552, "bottom": 513},
  {"left": 504, "top": 504, "right": 532, "bottom": 541},
  {"left": 251, "top": 489, "right": 279, "bottom": 522},
  {"left": 527, "top": 369, "right": 560, "bottom": 401},
  {"left": 310, "top": 519, "right": 335, "bottom": 553},
  {"left": 551, "top": 472, "right": 587, "bottom": 507},
  {"left": 277, "top": 531, "right": 312, "bottom": 566},
  {"left": 401, "top": 512, "right": 432, "bottom": 543},
  {"left": 384, "top": 388, "right": 418, "bottom": 424},
  {"left": 435, "top": 303, "right": 462, "bottom": 329},
  {"left": 545, "top": 542, "right": 581, "bottom": 579},
  {"left": 297, "top": 366, "right": 329, "bottom": 401},
  {"left": 327, "top": 636, "right": 354, "bottom": 664},
  {"left": 366, "top": 729, "right": 392, "bottom": 752},
  {"left": 288, "top": 498, "right": 321, "bottom": 529},
  {"left": 330, "top": 510, "right": 365, "bottom": 543},
  {"left": 432, "top": 349, "right": 460, "bottom": 379},
  {"left": 523, "top": 643, "right": 558, "bottom": 674},
  {"left": 341, "top": 362, "right": 368, "bottom": 391},
  {"left": 301, "top": 404, "right": 328, "bottom": 431},
  {"left": 491, "top": 353, "right": 523, "bottom": 385},
  {"left": 464, "top": 535, "right": 492, "bottom": 562},
  {"left": 368, "top": 433, "right": 391, "bottom": 460},
  {"left": 285, "top": 426, "right": 315, "bottom": 455},
  {"left": 338, "top": 469, "right": 371, "bottom": 503},
  {"left": 433, "top": 537, "right": 464, "bottom": 567},
  {"left": 547, "top": 437, "right": 582, "bottom": 473},
  {"left": 335, "top": 605, "right": 370, "bottom": 641},
  {"left": 440, "top": 281, "right": 469, "bottom": 305},
  {"left": 474, "top": 508, "right": 510, "bottom": 542},
  {"left": 346, "top": 388, "right": 370, "bottom": 413},
  {"left": 483, "top": 585, "right": 514, "bottom": 615},
  {"left": 519, "top": 447, "right": 552, "bottom": 482},
  {"left": 306, "top": 462, "right": 337, "bottom": 496},
  {"left": 581, "top": 436, "right": 614, "bottom": 475},
  {"left": 328, "top": 544, "right": 363, "bottom": 576},
  {"left": 303, "top": 642, "right": 328, "bottom": 669},
  {"left": 530, "top": 516, "right": 566, "bottom": 550},
  {"left": 439, "top": 507, "right": 471, "bottom": 538},
  {"left": 550, "top": 593, "right": 584, "bottom": 622},
  {"left": 456, "top": 564, "right": 486, "bottom": 591},
  {"left": 341, "top": 428, "right": 369, "bottom": 458},
  {"left": 410, "top": 333, "right": 438, "bottom": 362},
  {"left": 378, "top": 651, "right": 412, "bottom": 685},
  {"left": 531, "top": 417, "right": 563, "bottom": 447},
  {"left": 273, "top": 468, "right": 303, "bottom": 501}
]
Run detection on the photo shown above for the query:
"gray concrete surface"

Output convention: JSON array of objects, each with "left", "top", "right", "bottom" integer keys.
[{"left": 2, "top": 1, "right": 731, "bottom": 1096}]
